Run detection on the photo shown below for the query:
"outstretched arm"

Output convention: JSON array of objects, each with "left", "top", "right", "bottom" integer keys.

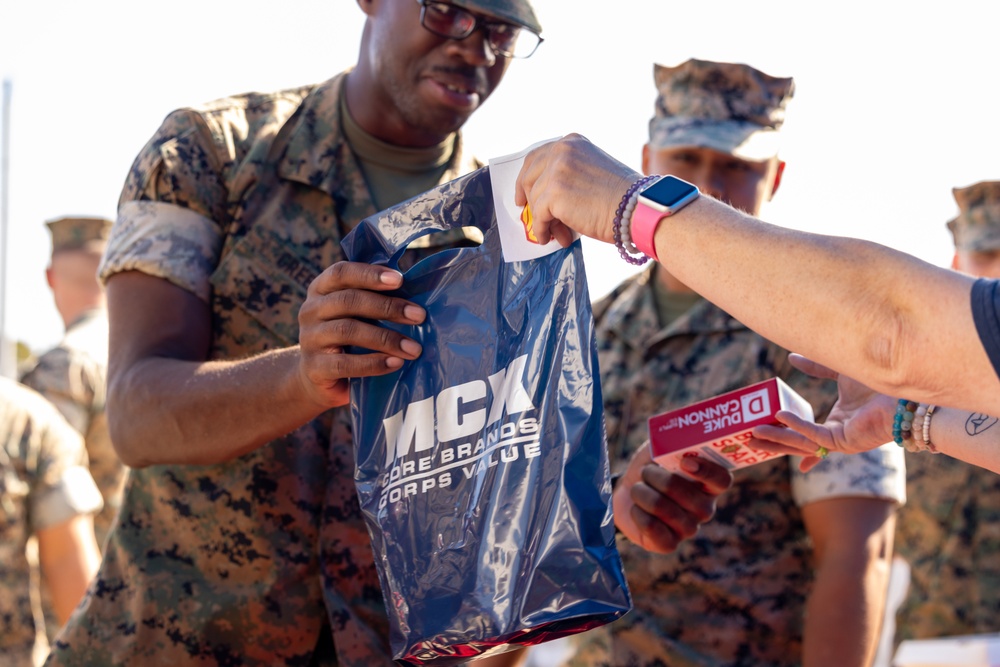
[
  {"left": 752, "top": 355, "right": 1000, "bottom": 474},
  {"left": 516, "top": 135, "right": 1000, "bottom": 415}
]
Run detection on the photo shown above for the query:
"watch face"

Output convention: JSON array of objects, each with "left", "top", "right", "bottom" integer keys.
[{"left": 639, "top": 176, "right": 700, "bottom": 213}]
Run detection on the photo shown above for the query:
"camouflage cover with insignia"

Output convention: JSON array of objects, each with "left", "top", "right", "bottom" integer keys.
[
  {"left": 648, "top": 59, "right": 794, "bottom": 161},
  {"left": 947, "top": 180, "right": 1000, "bottom": 252}
]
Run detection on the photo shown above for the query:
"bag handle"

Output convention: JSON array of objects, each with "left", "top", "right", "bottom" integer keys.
[{"left": 341, "top": 168, "right": 494, "bottom": 268}]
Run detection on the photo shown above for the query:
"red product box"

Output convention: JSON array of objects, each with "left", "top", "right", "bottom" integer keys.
[{"left": 648, "top": 377, "right": 815, "bottom": 476}]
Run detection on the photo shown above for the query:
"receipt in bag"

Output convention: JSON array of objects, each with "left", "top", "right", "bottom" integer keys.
[{"left": 488, "top": 138, "right": 577, "bottom": 262}]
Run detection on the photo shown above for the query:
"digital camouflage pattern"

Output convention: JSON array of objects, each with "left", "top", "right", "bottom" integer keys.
[
  {"left": 648, "top": 59, "right": 795, "bottom": 161},
  {"left": 44, "top": 217, "right": 113, "bottom": 254},
  {"left": 21, "top": 309, "right": 121, "bottom": 648},
  {"left": 893, "top": 450, "right": 1000, "bottom": 642},
  {"left": 566, "top": 267, "right": 905, "bottom": 667},
  {"left": 0, "top": 377, "right": 102, "bottom": 667},
  {"left": 22, "top": 309, "right": 123, "bottom": 549},
  {"left": 47, "top": 72, "right": 481, "bottom": 667},
  {"left": 946, "top": 180, "right": 1000, "bottom": 252}
]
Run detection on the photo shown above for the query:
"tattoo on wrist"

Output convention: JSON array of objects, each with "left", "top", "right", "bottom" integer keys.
[{"left": 965, "top": 413, "right": 998, "bottom": 436}]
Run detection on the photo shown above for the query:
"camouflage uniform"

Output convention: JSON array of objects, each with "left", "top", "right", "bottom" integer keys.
[
  {"left": 567, "top": 267, "right": 906, "bottom": 667},
  {"left": 892, "top": 181, "right": 1000, "bottom": 643},
  {"left": 947, "top": 180, "right": 1000, "bottom": 252},
  {"left": 894, "top": 451, "right": 1000, "bottom": 641},
  {"left": 22, "top": 308, "right": 122, "bottom": 548},
  {"left": 47, "top": 73, "right": 480, "bottom": 666},
  {"left": 0, "top": 377, "right": 102, "bottom": 667}
]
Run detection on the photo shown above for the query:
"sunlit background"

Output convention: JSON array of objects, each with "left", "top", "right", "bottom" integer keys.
[{"left": 3, "top": 0, "right": 998, "bottom": 357}]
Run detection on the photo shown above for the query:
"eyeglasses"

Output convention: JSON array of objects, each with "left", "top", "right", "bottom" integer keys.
[{"left": 416, "top": 0, "right": 543, "bottom": 59}]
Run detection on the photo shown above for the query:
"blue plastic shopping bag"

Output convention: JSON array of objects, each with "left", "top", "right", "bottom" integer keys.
[{"left": 342, "top": 167, "right": 630, "bottom": 665}]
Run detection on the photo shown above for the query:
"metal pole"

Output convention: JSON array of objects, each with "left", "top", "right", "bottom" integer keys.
[{"left": 0, "top": 80, "right": 10, "bottom": 377}]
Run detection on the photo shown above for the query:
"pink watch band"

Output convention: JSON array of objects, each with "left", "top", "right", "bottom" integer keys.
[{"left": 632, "top": 202, "right": 665, "bottom": 262}]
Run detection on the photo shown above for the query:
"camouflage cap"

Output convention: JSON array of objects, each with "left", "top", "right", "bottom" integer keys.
[
  {"left": 649, "top": 59, "right": 795, "bottom": 161},
  {"left": 947, "top": 181, "right": 1000, "bottom": 252},
  {"left": 45, "top": 216, "right": 113, "bottom": 254},
  {"left": 450, "top": 0, "right": 542, "bottom": 34}
]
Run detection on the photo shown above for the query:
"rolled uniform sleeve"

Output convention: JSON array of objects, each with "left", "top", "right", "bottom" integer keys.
[
  {"left": 99, "top": 109, "right": 229, "bottom": 303},
  {"left": 791, "top": 445, "right": 906, "bottom": 508},
  {"left": 30, "top": 404, "right": 103, "bottom": 532}
]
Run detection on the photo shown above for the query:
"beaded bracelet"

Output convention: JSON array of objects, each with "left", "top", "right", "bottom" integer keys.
[
  {"left": 920, "top": 404, "right": 938, "bottom": 453},
  {"left": 613, "top": 175, "right": 659, "bottom": 265},
  {"left": 619, "top": 189, "right": 642, "bottom": 256},
  {"left": 892, "top": 399, "right": 917, "bottom": 447},
  {"left": 893, "top": 399, "right": 940, "bottom": 453}
]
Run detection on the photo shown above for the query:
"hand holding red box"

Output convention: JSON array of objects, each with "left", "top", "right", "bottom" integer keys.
[{"left": 649, "top": 378, "right": 816, "bottom": 477}]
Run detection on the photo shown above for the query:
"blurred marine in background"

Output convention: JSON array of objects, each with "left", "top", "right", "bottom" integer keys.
[
  {"left": 22, "top": 215, "right": 124, "bottom": 549},
  {"left": 890, "top": 181, "right": 1000, "bottom": 644},
  {"left": 0, "top": 378, "right": 102, "bottom": 667}
]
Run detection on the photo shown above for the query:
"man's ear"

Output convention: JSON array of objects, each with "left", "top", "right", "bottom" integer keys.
[
  {"left": 769, "top": 159, "right": 786, "bottom": 200},
  {"left": 641, "top": 144, "right": 651, "bottom": 176},
  {"left": 45, "top": 266, "right": 55, "bottom": 290},
  {"left": 951, "top": 252, "right": 962, "bottom": 271}
]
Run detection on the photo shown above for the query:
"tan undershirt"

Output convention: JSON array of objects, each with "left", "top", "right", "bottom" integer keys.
[{"left": 340, "top": 95, "right": 456, "bottom": 211}]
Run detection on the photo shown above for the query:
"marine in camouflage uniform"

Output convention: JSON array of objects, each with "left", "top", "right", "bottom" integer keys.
[
  {"left": 46, "top": 1, "right": 543, "bottom": 664},
  {"left": 22, "top": 216, "right": 124, "bottom": 549},
  {"left": 892, "top": 181, "right": 1000, "bottom": 643},
  {"left": 0, "top": 378, "right": 102, "bottom": 667},
  {"left": 563, "top": 60, "right": 906, "bottom": 667}
]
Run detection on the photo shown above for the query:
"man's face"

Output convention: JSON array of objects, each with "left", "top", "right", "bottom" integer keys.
[
  {"left": 643, "top": 145, "right": 782, "bottom": 216},
  {"left": 46, "top": 249, "right": 104, "bottom": 321},
  {"left": 360, "top": 0, "right": 512, "bottom": 145},
  {"left": 953, "top": 248, "right": 1000, "bottom": 279}
]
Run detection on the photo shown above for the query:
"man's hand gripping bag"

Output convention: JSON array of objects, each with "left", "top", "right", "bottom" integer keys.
[{"left": 341, "top": 167, "right": 631, "bottom": 664}]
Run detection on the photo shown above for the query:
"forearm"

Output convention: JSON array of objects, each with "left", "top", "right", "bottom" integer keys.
[
  {"left": 521, "top": 136, "right": 1000, "bottom": 411},
  {"left": 802, "top": 499, "right": 895, "bottom": 667},
  {"left": 653, "top": 197, "right": 1000, "bottom": 414},
  {"left": 38, "top": 515, "right": 102, "bottom": 625},
  {"left": 925, "top": 406, "right": 1000, "bottom": 473},
  {"left": 110, "top": 346, "right": 328, "bottom": 467},
  {"left": 804, "top": 546, "right": 890, "bottom": 667}
]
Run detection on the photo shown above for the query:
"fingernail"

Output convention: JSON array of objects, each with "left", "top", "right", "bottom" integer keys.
[
  {"left": 385, "top": 356, "right": 404, "bottom": 369},
  {"left": 400, "top": 339, "right": 422, "bottom": 356},
  {"left": 380, "top": 270, "right": 403, "bottom": 286},
  {"left": 680, "top": 457, "right": 700, "bottom": 473},
  {"left": 403, "top": 305, "right": 424, "bottom": 322}
]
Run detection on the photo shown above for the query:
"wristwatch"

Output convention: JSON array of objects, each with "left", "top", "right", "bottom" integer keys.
[{"left": 632, "top": 175, "right": 700, "bottom": 261}]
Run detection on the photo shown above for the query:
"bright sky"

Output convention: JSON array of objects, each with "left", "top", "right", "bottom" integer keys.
[{"left": 2, "top": 0, "right": 999, "bottom": 355}]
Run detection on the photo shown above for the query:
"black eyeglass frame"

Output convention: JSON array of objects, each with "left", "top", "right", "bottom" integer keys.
[{"left": 416, "top": 0, "right": 543, "bottom": 59}]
